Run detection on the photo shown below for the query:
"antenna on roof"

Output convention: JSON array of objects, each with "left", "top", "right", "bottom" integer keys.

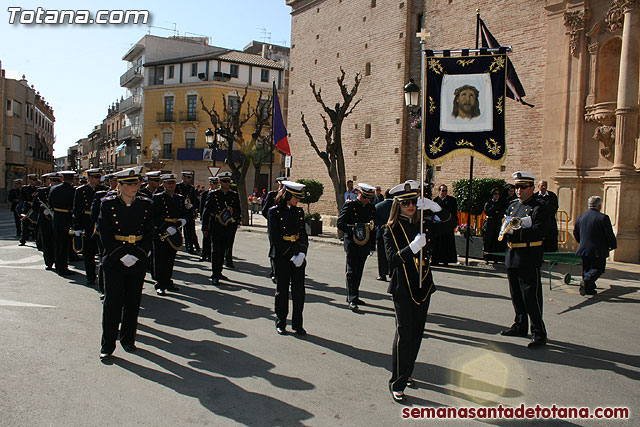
[
  {"left": 274, "top": 40, "right": 288, "bottom": 47},
  {"left": 257, "top": 27, "right": 271, "bottom": 43}
]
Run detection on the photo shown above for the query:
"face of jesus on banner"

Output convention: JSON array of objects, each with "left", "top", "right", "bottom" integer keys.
[
  {"left": 439, "top": 73, "right": 493, "bottom": 133},
  {"left": 452, "top": 85, "right": 480, "bottom": 119}
]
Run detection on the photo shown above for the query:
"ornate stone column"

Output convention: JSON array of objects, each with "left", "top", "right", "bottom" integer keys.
[
  {"left": 612, "top": 0, "right": 640, "bottom": 172},
  {"left": 603, "top": 0, "right": 640, "bottom": 263}
]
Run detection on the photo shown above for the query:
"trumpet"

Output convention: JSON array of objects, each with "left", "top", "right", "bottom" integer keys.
[
  {"left": 498, "top": 216, "right": 522, "bottom": 241},
  {"left": 159, "top": 225, "right": 182, "bottom": 242}
]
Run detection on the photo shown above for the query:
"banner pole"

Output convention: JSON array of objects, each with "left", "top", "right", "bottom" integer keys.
[
  {"left": 464, "top": 9, "right": 481, "bottom": 267},
  {"left": 419, "top": 36, "right": 427, "bottom": 287}
]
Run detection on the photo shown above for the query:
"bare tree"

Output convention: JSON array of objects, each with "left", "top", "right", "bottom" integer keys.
[
  {"left": 300, "top": 68, "right": 361, "bottom": 213},
  {"left": 200, "top": 88, "right": 270, "bottom": 225}
]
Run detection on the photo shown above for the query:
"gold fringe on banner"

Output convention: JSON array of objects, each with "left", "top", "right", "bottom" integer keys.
[{"left": 424, "top": 146, "right": 507, "bottom": 168}]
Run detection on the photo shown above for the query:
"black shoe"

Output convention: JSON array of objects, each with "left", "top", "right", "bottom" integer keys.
[
  {"left": 527, "top": 336, "right": 547, "bottom": 349},
  {"left": 199, "top": 257, "right": 209, "bottom": 262},
  {"left": 122, "top": 344, "right": 137, "bottom": 353},
  {"left": 276, "top": 327, "right": 287, "bottom": 335},
  {"left": 293, "top": 327, "right": 307, "bottom": 336},
  {"left": 376, "top": 276, "right": 387, "bottom": 281},
  {"left": 354, "top": 298, "right": 366, "bottom": 306},
  {"left": 99, "top": 352, "right": 112, "bottom": 360},
  {"left": 188, "top": 249, "right": 197, "bottom": 255},
  {"left": 87, "top": 280, "right": 96, "bottom": 287},
  {"left": 218, "top": 274, "right": 229, "bottom": 280},
  {"left": 500, "top": 327, "right": 528, "bottom": 337},
  {"left": 349, "top": 302, "right": 359, "bottom": 312},
  {"left": 390, "top": 388, "right": 405, "bottom": 402},
  {"left": 585, "top": 288, "right": 597, "bottom": 296},
  {"left": 99, "top": 293, "right": 105, "bottom": 301},
  {"left": 211, "top": 277, "right": 220, "bottom": 286},
  {"left": 45, "top": 265, "right": 54, "bottom": 271},
  {"left": 167, "top": 285, "right": 180, "bottom": 292},
  {"left": 406, "top": 377, "right": 416, "bottom": 388},
  {"left": 58, "top": 270, "right": 76, "bottom": 276},
  {"left": 225, "top": 262, "right": 235, "bottom": 269},
  {"left": 156, "top": 289, "right": 166, "bottom": 296},
  {"left": 18, "top": 241, "right": 26, "bottom": 246},
  {"left": 579, "top": 281, "right": 586, "bottom": 296}
]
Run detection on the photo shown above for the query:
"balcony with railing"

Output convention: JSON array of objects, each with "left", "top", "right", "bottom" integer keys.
[
  {"left": 118, "top": 125, "right": 141, "bottom": 141},
  {"left": 119, "top": 95, "right": 142, "bottom": 114},
  {"left": 178, "top": 111, "right": 200, "bottom": 122},
  {"left": 120, "top": 66, "right": 143, "bottom": 87},
  {"left": 156, "top": 112, "right": 175, "bottom": 122}
]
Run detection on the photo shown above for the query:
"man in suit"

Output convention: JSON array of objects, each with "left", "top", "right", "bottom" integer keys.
[
  {"left": 573, "top": 196, "right": 617, "bottom": 296},
  {"left": 536, "top": 180, "right": 559, "bottom": 252}
]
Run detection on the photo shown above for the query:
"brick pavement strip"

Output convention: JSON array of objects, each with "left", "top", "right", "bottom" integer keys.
[{"left": 0, "top": 207, "right": 638, "bottom": 426}]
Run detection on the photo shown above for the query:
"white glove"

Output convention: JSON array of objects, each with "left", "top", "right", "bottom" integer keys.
[
  {"left": 120, "top": 254, "right": 139, "bottom": 267},
  {"left": 147, "top": 251, "right": 152, "bottom": 258},
  {"left": 167, "top": 226, "right": 177, "bottom": 235},
  {"left": 179, "top": 218, "right": 187, "bottom": 226},
  {"left": 74, "top": 230, "right": 83, "bottom": 237},
  {"left": 521, "top": 216, "right": 533, "bottom": 228},
  {"left": 409, "top": 233, "right": 427, "bottom": 254},
  {"left": 417, "top": 197, "right": 442, "bottom": 212},
  {"left": 293, "top": 252, "right": 305, "bottom": 267},
  {"left": 185, "top": 202, "right": 193, "bottom": 210}
]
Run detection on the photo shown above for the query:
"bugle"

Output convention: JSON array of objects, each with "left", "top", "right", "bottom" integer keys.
[{"left": 498, "top": 216, "right": 522, "bottom": 241}]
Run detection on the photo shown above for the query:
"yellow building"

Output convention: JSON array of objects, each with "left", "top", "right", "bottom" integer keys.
[{"left": 141, "top": 49, "right": 287, "bottom": 192}]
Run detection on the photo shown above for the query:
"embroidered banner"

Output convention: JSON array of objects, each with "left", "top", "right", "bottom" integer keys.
[{"left": 424, "top": 53, "right": 507, "bottom": 166}]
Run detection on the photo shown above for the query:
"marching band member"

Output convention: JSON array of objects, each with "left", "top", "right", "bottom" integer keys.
[
  {"left": 384, "top": 180, "right": 454, "bottom": 402},
  {"left": 98, "top": 166, "right": 153, "bottom": 360},
  {"left": 175, "top": 171, "right": 200, "bottom": 255},
  {"left": 151, "top": 173, "right": 186, "bottom": 296},
  {"left": 33, "top": 173, "right": 59, "bottom": 270},
  {"left": 201, "top": 171, "right": 240, "bottom": 285},
  {"left": 72, "top": 168, "right": 105, "bottom": 287},
  {"left": 18, "top": 174, "right": 39, "bottom": 246},
  {"left": 268, "top": 181, "right": 309, "bottom": 336},
  {"left": 199, "top": 176, "right": 219, "bottom": 262},
  {"left": 48, "top": 171, "right": 77, "bottom": 276},
  {"left": 499, "top": 171, "right": 550, "bottom": 349},
  {"left": 337, "top": 183, "right": 377, "bottom": 311}
]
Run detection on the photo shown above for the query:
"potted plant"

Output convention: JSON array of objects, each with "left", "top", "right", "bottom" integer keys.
[{"left": 297, "top": 178, "right": 324, "bottom": 236}]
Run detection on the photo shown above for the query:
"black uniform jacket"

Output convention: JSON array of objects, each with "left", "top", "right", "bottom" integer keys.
[
  {"left": 73, "top": 184, "right": 106, "bottom": 231},
  {"left": 267, "top": 203, "right": 309, "bottom": 259},
  {"left": 175, "top": 182, "right": 198, "bottom": 219},
  {"left": 504, "top": 196, "right": 549, "bottom": 269},
  {"left": 8, "top": 188, "right": 20, "bottom": 211},
  {"left": 98, "top": 194, "right": 153, "bottom": 268},
  {"left": 384, "top": 208, "right": 454, "bottom": 304},
  {"left": 20, "top": 184, "right": 37, "bottom": 209},
  {"left": 261, "top": 190, "right": 278, "bottom": 218},
  {"left": 201, "top": 189, "right": 241, "bottom": 233},
  {"left": 48, "top": 182, "right": 75, "bottom": 232},
  {"left": 32, "top": 186, "right": 52, "bottom": 225},
  {"left": 151, "top": 190, "right": 186, "bottom": 236},
  {"left": 337, "top": 199, "right": 377, "bottom": 254},
  {"left": 573, "top": 209, "right": 617, "bottom": 258},
  {"left": 139, "top": 185, "right": 159, "bottom": 199}
]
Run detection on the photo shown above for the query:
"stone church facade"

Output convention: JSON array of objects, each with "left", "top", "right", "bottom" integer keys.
[{"left": 287, "top": 0, "right": 639, "bottom": 263}]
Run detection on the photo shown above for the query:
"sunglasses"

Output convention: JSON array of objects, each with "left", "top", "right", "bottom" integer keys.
[
  {"left": 400, "top": 199, "right": 417, "bottom": 206},
  {"left": 219, "top": 178, "right": 231, "bottom": 183},
  {"left": 515, "top": 184, "right": 532, "bottom": 189}
]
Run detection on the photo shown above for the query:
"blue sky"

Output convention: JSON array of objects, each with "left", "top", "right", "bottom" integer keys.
[{"left": 0, "top": 1, "right": 292, "bottom": 156}]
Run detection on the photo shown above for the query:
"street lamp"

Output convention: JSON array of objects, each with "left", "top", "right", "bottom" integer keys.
[
  {"left": 205, "top": 127, "right": 217, "bottom": 167},
  {"left": 404, "top": 78, "right": 419, "bottom": 108}
]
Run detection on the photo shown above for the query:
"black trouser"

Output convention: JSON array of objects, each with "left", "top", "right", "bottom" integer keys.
[
  {"left": 581, "top": 256, "right": 606, "bottom": 292},
  {"left": 101, "top": 260, "right": 145, "bottom": 354},
  {"left": 507, "top": 267, "right": 546, "bottom": 338},
  {"left": 53, "top": 227, "right": 71, "bottom": 274},
  {"left": 96, "top": 238, "right": 105, "bottom": 294},
  {"left": 82, "top": 235, "right": 98, "bottom": 282},
  {"left": 345, "top": 251, "right": 369, "bottom": 303},
  {"left": 376, "top": 236, "right": 389, "bottom": 278},
  {"left": 184, "top": 218, "right": 199, "bottom": 250},
  {"left": 201, "top": 230, "right": 211, "bottom": 260},
  {"left": 390, "top": 295, "right": 430, "bottom": 392},
  {"left": 12, "top": 209, "right": 22, "bottom": 235},
  {"left": 211, "top": 228, "right": 232, "bottom": 278},
  {"left": 153, "top": 238, "right": 177, "bottom": 290},
  {"left": 274, "top": 257, "right": 306, "bottom": 330},
  {"left": 20, "top": 217, "right": 34, "bottom": 243},
  {"left": 225, "top": 223, "right": 238, "bottom": 264},
  {"left": 38, "top": 220, "right": 55, "bottom": 268}
]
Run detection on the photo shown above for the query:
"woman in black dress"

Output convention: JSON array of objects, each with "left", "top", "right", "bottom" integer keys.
[
  {"left": 482, "top": 187, "right": 506, "bottom": 263},
  {"left": 383, "top": 181, "right": 454, "bottom": 402}
]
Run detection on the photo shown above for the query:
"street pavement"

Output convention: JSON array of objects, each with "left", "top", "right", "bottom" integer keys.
[{"left": 0, "top": 207, "right": 639, "bottom": 426}]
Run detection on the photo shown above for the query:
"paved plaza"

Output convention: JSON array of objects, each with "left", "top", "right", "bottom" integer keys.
[{"left": 0, "top": 208, "right": 638, "bottom": 426}]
